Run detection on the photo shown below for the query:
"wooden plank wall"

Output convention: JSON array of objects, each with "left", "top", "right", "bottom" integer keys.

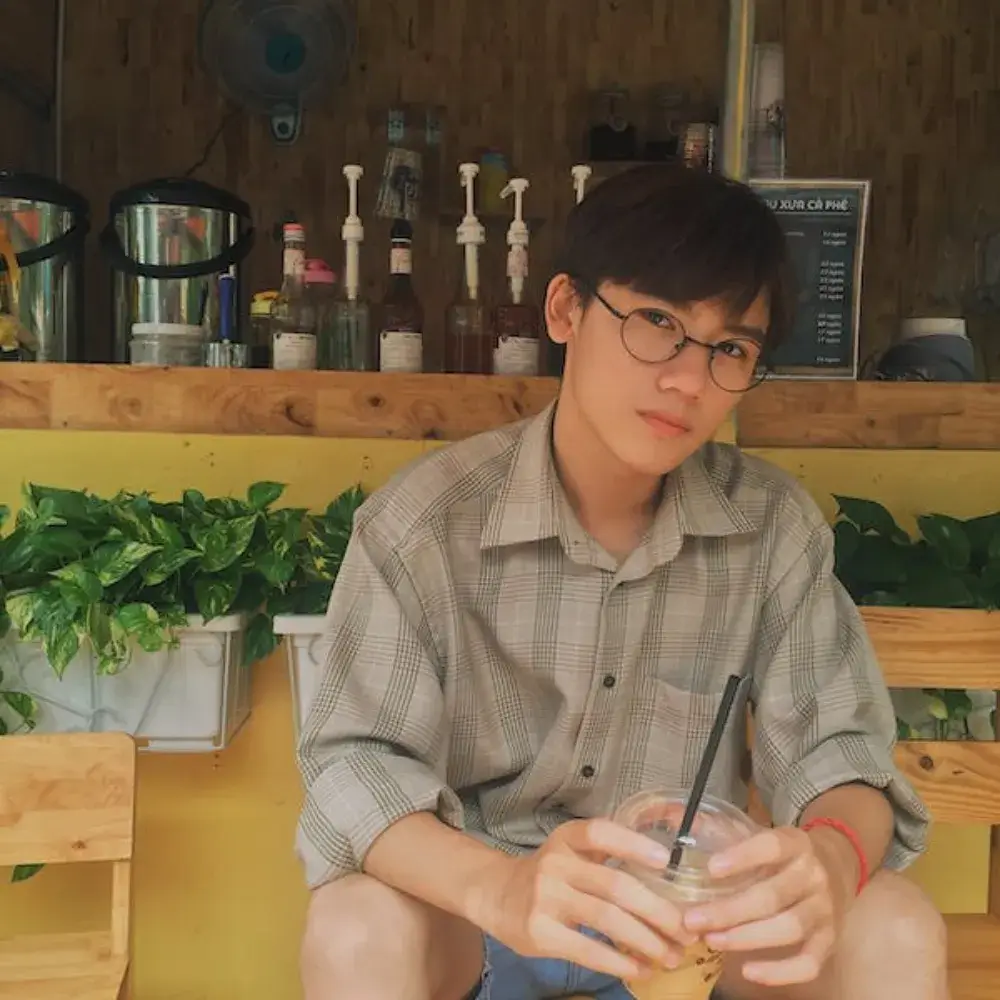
[{"left": 19, "top": 0, "right": 1000, "bottom": 374}]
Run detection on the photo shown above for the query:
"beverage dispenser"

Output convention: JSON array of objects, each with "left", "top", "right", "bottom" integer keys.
[
  {"left": 99, "top": 177, "right": 254, "bottom": 362},
  {"left": 0, "top": 171, "right": 89, "bottom": 361}
]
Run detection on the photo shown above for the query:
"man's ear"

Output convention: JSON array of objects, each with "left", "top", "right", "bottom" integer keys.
[{"left": 545, "top": 273, "right": 581, "bottom": 346}]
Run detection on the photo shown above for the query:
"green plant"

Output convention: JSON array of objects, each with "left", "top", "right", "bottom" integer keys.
[
  {"left": 0, "top": 666, "right": 36, "bottom": 734},
  {"left": 833, "top": 495, "right": 1000, "bottom": 742},
  {"left": 832, "top": 495, "right": 1000, "bottom": 609},
  {"left": 0, "top": 481, "right": 311, "bottom": 675}
]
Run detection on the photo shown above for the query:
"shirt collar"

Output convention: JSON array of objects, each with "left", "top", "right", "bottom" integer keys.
[{"left": 480, "top": 403, "right": 761, "bottom": 560}]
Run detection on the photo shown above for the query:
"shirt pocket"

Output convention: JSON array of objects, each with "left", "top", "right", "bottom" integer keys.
[{"left": 640, "top": 678, "right": 750, "bottom": 801}]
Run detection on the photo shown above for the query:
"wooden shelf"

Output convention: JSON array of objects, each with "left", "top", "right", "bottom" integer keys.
[
  {"left": 0, "top": 364, "right": 559, "bottom": 441},
  {"left": 737, "top": 380, "right": 1000, "bottom": 450}
]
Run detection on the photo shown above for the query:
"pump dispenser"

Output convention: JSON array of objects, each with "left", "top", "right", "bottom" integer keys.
[
  {"left": 444, "top": 163, "right": 492, "bottom": 373},
  {"left": 492, "top": 177, "right": 540, "bottom": 376},
  {"left": 328, "top": 165, "right": 373, "bottom": 369},
  {"left": 572, "top": 164, "right": 593, "bottom": 204}
]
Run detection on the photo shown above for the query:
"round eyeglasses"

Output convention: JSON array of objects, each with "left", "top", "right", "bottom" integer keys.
[{"left": 591, "top": 289, "right": 769, "bottom": 393}]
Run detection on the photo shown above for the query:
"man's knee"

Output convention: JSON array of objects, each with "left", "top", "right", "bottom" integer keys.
[
  {"left": 301, "top": 873, "right": 483, "bottom": 1000},
  {"left": 847, "top": 870, "right": 947, "bottom": 960}
]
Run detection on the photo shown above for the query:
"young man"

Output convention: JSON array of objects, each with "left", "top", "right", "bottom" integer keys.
[{"left": 296, "top": 165, "right": 946, "bottom": 1000}]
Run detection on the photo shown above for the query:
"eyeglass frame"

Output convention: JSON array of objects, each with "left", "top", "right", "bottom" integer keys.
[{"left": 583, "top": 285, "right": 771, "bottom": 394}]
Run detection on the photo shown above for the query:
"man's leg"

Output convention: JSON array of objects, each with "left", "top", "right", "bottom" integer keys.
[
  {"left": 300, "top": 873, "right": 484, "bottom": 1000},
  {"left": 717, "top": 871, "right": 949, "bottom": 1000}
]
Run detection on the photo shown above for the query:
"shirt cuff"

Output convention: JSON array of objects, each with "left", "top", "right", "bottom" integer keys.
[
  {"left": 768, "top": 732, "right": 931, "bottom": 871},
  {"left": 296, "top": 750, "right": 465, "bottom": 889}
]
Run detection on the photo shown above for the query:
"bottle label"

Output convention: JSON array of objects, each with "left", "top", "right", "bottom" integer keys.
[
  {"left": 283, "top": 246, "right": 305, "bottom": 278},
  {"left": 380, "top": 330, "right": 422, "bottom": 373},
  {"left": 507, "top": 245, "right": 529, "bottom": 280},
  {"left": 493, "top": 336, "right": 539, "bottom": 376},
  {"left": 390, "top": 246, "right": 413, "bottom": 275},
  {"left": 273, "top": 331, "right": 316, "bottom": 370}
]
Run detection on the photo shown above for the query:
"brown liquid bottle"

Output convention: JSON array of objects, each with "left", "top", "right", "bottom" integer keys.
[
  {"left": 444, "top": 164, "right": 492, "bottom": 374},
  {"left": 379, "top": 219, "right": 424, "bottom": 372}
]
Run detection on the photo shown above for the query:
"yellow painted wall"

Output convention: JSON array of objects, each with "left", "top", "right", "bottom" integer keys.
[{"left": 2, "top": 428, "right": 998, "bottom": 998}]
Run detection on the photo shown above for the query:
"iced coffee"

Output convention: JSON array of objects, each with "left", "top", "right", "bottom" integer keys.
[{"left": 612, "top": 789, "right": 759, "bottom": 1000}]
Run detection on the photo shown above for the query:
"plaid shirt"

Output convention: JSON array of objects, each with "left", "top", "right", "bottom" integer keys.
[{"left": 296, "top": 404, "right": 929, "bottom": 888}]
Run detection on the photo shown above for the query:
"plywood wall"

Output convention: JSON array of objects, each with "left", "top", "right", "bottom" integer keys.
[{"left": 9, "top": 0, "right": 1000, "bottom": 371}]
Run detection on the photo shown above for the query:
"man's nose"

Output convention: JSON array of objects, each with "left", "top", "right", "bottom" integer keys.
[{"left": 655, "top": 341, "right": 712, "bottom": 396}]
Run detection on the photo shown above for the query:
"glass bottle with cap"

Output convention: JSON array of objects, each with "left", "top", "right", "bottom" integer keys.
[
  {"left": 271, "top": 222, "right": 316, "bottom": 370},
  {"left": 378, "top": 219, "right": 423, "bottom": 372},
  {"left": 249, "top": 290, "right": 278, "bottom": 368},
  {"left": 302, "top": 259, "right": 338, "bottom": 370}
]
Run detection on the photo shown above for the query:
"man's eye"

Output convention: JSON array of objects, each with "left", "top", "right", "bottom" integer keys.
[
  {"left": 640, "top": 310, "right": 678, "bottom": 330},
  {"left": 717, "top": 340, "right": 750, "bottom": 360}
]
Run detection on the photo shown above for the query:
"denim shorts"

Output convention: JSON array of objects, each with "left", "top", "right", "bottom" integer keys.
[
  {"left": 474, "top": 929, "right": 723, "bottom": 1000},
  {"left": 475, "top": 930, "right": 634, "bottom": 999}
]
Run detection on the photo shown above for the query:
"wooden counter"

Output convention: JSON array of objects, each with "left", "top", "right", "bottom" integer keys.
[{"left": 0, "top": 364, "right": 997, "bottom": 448}]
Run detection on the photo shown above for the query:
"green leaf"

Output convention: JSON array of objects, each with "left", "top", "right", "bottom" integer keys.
[
  {"left": 832, "top": 520, "right": 861, "bottom": 573},
  {"left": 896, "top": 718, "right": 914, "bottom": 740},
  {"left": 142, "top": 548, "right": 200, "bottom": 586},
  {"left": 256, "top": 550, "right": 297, "bottom": 588},
  {"left": 3, "top": 690, "right": 37, "bottom": 726},
  {"left": 833, "top": 495, "right": 908, "bottom": 540},
  {"left": 926, "top": 694, "right": 949, "bottom": 721},
  {"left": 897, "top": 573, "right": 976, "bottom": 608},
  {"left": 917, "top": 514, "right": 971, "bottom": 571},
  {"left": 247, "top": 481, "right": 285, "bottom": 511},
  {"left": 194, "top": 572, "right": 240, "bottom": 620},
  {"left": 148, "top": 514, "right": 185, "bottom": 550},
  {"left": 29, "top": 485, "right": 93, "bottom": 523},
  {"left": 0, "top": 503, "right": 9, "bottom": 529},
  {"left": 6, "top": 592, "right": 39, "bottom": 637},
  {"left": 90, "top": 541, "right": 161, "bottom": 586},
  {"left": 183, "top": 489, "right": 208, "bottom": 515},
  {"left": 115, "top": 602, "right": 160, "bottom": 633},
  {"left": 198, "top": 516, "right": 257, "bottom": 573},
  {"left": 11, "top": 863, "right": 44, "bottom": 883},
  {"left": 243, "top": 611, "right": 278, "bottom": 666},
  {"left": 51, "top": 562, "right": 103, "bottom": 606},
  {"left": 28, "top": 528, "right": 91, "bottom": 563},
  {"left": 43, "top": 624, "right": 80, "bottom": 678},
  {"left": 941, "top": 689, "right": 974, "bottom": 721}
]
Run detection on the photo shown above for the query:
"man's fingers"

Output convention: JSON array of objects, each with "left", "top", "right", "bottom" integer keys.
[
  {"left": 569, "top": 858, "right": 695, "bottom": 950},
  {"left": 703, "top": 898, "right": 821, "bottom": 952},
  {"left": 709, "top": 826, "right": 808, "bottom": 878},
  {"left": 740, "top": 930, "right": 835, "bottom": 986},
  {"left": 560, "top": 883, "right": 680, "bottom": 969},
  {"left": 685, "top": 853, "right": 819, "bottom": 933},
  {"left": 562, "top": 818, "right": 672, "bottom": 868},
  {"left": 531, "top": 915, "right": 646, "bottom": 981}
]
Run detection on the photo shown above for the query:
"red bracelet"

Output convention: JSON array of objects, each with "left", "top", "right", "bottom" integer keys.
[{"left": 800, "top": 817, "right": 871, "bottom": 896}]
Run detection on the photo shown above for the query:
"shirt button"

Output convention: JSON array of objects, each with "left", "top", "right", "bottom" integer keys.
[
  {"left": 602, "top": 674, "right": 616, "bottom": 689},
  {"left": 581, "top": 765, "right": 596, "bottom": 779}
]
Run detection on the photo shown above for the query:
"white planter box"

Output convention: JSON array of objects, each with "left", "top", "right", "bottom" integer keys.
[
  {"left": 3, "top": 615, "right": 251, "bottom": 753},
  {"left": 273, "top": 614, "right": 329, "bottom": 738}
]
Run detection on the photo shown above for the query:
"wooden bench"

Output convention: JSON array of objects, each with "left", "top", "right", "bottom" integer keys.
[
  {"left": 863, "top": 607, "right": 1000, "bottom": 1000},
  {"left": 0, "top": 732, "right": 136, "bottom": 999}
]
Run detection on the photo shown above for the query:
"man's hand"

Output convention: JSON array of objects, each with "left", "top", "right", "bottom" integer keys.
[
  {"left": 682, "top": 825, "right": 857, "bottom": 987},
  {"left": 474, "top": 818, "right": 698, "bottom": 981}
]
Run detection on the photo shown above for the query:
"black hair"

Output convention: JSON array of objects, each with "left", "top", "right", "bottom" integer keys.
[{"left": 552, "top": 164, "right": 794, "bottom": 352}]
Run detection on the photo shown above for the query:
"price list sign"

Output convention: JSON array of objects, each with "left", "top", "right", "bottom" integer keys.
[{"left": 750, "top": 179, "right": 871, "bottom": 379}]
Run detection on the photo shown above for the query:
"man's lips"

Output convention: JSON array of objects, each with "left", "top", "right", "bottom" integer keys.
[{"left": 638, "top": 410, "right": 692, "bottom": 436}]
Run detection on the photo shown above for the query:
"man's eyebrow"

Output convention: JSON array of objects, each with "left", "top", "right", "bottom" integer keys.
[{"left": 723, "top": 323, "right": 766, "bottom": 342}]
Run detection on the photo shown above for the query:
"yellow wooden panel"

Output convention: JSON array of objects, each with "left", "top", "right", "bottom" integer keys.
[
  {"left": 0, "top": 734, "right": 135, "bottom": 867},
  {"left": 863, "top": 608, "right": 1000, "bottom": 690},
  {"left": 896, "top": 742, "right": 1000, "bottom": 824}
]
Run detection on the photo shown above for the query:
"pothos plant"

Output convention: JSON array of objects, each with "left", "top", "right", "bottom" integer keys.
[
  {"left": 832, "top": 494, "right": 1000, "bottom": 741},
  {"left": 1, "top": 480, "right": 365, "bottom": 883}
]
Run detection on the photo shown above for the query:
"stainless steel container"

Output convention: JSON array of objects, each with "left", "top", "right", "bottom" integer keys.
[
  {"left": 0, "top": 172, "right": 89, "bottom": 361},
  {"left": 99, "top": 178, "right": 254, "bottom": 363}
]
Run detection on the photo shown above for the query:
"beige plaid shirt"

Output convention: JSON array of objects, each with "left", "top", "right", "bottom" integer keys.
[{"left": 296, "top": 403, "right": 929, "bottom": 888}]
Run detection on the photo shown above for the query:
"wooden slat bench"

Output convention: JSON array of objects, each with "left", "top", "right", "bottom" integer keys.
[{"left": 864, "top": 607, "right": 1000, "bottom": 1000}]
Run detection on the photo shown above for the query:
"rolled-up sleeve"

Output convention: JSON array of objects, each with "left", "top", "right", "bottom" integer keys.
[
  {"left": 750, "top": 495, "right": 930, "bottom": 871},
  {"left": 295, "top": 522, "right": 463, "bottom": 889}
]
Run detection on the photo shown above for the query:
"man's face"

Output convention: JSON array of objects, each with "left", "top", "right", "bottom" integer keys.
[{"left": 548, "top": 278, "right": 770, "bottom": 477}]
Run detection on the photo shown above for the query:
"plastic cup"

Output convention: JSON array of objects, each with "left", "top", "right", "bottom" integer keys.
[{"left": 612, "top": 789, "right": 761, "bottom": 1000}]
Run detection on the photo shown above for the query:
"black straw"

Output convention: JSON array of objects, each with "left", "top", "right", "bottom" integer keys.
[{"left": 668, "top": 673, "right": 746, "bottom": 870}]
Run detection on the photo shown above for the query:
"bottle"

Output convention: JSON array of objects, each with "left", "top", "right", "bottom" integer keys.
[
  {"left": 444, "top": 163, "right": 492, "bottom": 374},
  {"left": 271, "top": 223, "right": 316, "bottom": 370},
  {"left": 378, "top": 219, "right": 423, "bottom": 372},
  {"left": 303, "top": 260, "right": 338, "bottom": 369},
  {"left": 249, "top": 290, "right": 278, "bottom": 368},
  {"left": 493, "top": 178, "right": 540, "bottom": 377},
  {"left": 330, "top": 165, "right": 375, "bottom": 370}
]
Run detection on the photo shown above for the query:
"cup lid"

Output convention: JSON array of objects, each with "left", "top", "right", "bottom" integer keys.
[{"left": 304, "top": 259, "right": 336, "bottom": 284}]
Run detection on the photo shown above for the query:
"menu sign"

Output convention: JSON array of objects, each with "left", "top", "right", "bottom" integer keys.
[{"left": 750, "top": 179, "right": 871, "bottom": 378}]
